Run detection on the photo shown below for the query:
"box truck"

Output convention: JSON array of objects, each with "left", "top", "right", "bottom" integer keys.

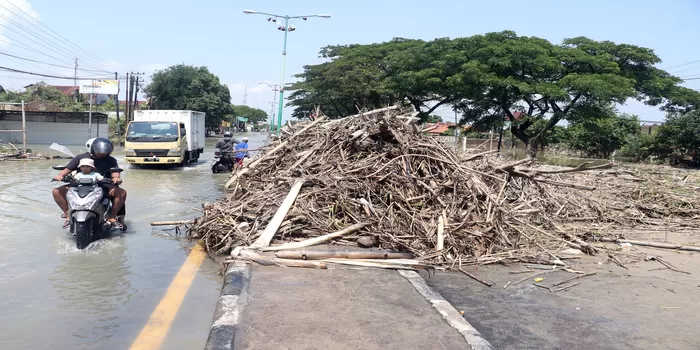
[{"left": 124, "top": 110, "right": 206, "bottom": 166}]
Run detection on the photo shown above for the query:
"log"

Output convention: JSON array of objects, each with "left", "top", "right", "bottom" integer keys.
[
  {"left": 237, "top": 249, "right": 327, "bottom": 269},
  {"left": 598, "top": 238, "right": 700, "bottom": 252},
  {"left": 260, "top": 222, "right": 370, "bottom": 251},
  {"left": 458, "top": 267, "right": 493, "bottom": 287},
  {"left": 274, "top": 250, "right": 414, "bottom": 260},
  {"left": 318, "top": 258, "right": 422, "bottom": 270},
  {"left": 249, "top": 179, "right": 305, "bottom": 249},
  {"left": 150, "top": 220, "right": 193, "bottom": 226}
]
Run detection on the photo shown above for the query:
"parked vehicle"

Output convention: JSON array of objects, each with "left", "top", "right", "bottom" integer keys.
[
  {"left": 124, "top": 110, "right": 206, "bottom": 166},
  {"left": 52, "top": 165, "right": 125, "bottom": 249}
]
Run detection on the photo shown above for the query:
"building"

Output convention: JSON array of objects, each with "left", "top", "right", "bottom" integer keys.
[{"left": 0, "top": 109, "right": 108, "bottom": 145}]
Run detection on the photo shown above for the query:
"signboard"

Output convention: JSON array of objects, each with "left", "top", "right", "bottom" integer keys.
[
  {"left": 236, "top": 116, "right": 248, "bottom": 123},
  {"left": 79, "top": 80, "right": 119, "bottom": 95}
]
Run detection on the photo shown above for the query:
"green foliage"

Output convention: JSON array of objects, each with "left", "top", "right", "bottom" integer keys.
[
  {"left": 566, "top": 110, "right": 640, "bottom": 158},
  {"left": 145, "top": 64, "right": 232, "bottom": 130},
  {"left": 230, "top": 104, "right": 268, "bottom": 124},
  {"left": 652, "top": 110, "right": 700, "bottom": 164},
  {"left": 426, "top": 114, "right": 443, "bottom": 123},
  {"left": 618, "top": 133, "right": 656, "bottom": 162}
]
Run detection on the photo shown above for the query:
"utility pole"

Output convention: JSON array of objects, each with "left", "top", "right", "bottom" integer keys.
[
  {"left": 115, "top": 72, "right": 120, "bottom": 143},
  {"left": 127, "top": 72, "right": 145, "bottom": 125},
  {"left": 132, "top": 75, "right": 140, "bottom": 115},
  {"left": 124, "top": 72, "right": 131, "bottom": 134},
  {"left": 243, "top": 85, "right": 248, "bottom": 105},
  {"left": 73, "top": 58, "right": 78, "bottom": 86}
]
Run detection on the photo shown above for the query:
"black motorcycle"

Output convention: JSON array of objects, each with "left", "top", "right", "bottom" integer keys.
[{"left": 211, "top": 151, "right": 235, "bottom": 173}]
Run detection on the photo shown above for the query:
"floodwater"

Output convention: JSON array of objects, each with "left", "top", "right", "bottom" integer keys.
[{"left": 0, "top": 133, "right": 268, "bottom": 350}]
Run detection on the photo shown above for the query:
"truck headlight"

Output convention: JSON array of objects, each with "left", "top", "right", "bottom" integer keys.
[
  {"left": 169, "top": 147, "right": 181, "bottom": 156},
  {"left": 124, "top": 147, "right": 135, "bottom": 157}
]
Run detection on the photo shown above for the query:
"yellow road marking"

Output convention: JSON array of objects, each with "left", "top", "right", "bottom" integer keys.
[{"left": 129, "top": 243, "right": 207, "bottom": 350}]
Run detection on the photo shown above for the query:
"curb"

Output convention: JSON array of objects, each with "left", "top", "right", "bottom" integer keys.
[
  {"left": 204, "top": 262, "right": 249, "bottom": 350},
  {"left": 397, "top": 270, "right": 493, "bottom": 350}
]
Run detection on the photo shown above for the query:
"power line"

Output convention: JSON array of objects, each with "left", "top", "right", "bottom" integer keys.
[
  {"left": 0, "top": 11, "right": 111, "bottom": 73},
  {"left": 0, "top": 51, "right": 110, "bottom": 73},
  {"left": 664, "top": 59, "right": 700, "bottom": 71},
  {"left": 0, "top": 65, "right": 116, "bottom": 80},
  {"left": 3, "top": 1, "right": 122, "bottom": 71}
]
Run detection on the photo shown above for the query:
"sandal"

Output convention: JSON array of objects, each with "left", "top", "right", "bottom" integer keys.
[
  {"left": 62, "top": 219, "right": 70, "bottom": 229},
  {"left": 107, "top": 218, "right": 124, "bottom": 230}
]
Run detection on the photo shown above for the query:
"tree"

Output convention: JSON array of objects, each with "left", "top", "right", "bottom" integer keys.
[
  {"left": 566, "top": 109, "right": 640, "bottom": 158},
  {"left": 230, "top": 104, "right": 268, "bottom": 124},
  {"left": 653, "top": 110, "right": 700, "bottom": 165},
  {"left": 449, "top": 31, "right": 694, "bottom": 157},
  {"left": 145, "top": 64, "right": 232, "bottom": 129},
  {"left": 287, "top": 39, "right": 426, "bottom": 120}
]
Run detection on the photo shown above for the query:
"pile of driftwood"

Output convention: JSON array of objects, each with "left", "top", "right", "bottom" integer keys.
[{"left": 185, "top": 105, "right": 700, "bottom": 269}]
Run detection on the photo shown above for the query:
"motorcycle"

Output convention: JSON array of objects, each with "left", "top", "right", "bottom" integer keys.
[
  {"left": 52, "top": 165, "right": 124, "bottom": 249},
  {"left": 211, "top": 151, "right": 235, "bottom": 173}
]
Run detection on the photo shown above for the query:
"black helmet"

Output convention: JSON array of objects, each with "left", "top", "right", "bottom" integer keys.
[
  {"left": 223, "top": 131, "right": 233, "bottom": 138},
  {"left": 90, "top": 137, "right": 114, "bottom": 157}
]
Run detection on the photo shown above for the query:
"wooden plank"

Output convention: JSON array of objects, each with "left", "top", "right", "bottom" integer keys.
[
  {"left": 249, "top": 179, "right": 305, "bottom": 249},
  {"left": 274, "top": 249, "right": 414, "bottom": 260}
]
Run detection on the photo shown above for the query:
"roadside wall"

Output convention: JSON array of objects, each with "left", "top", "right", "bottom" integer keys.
[{"left": 0, "top": 119, "right": 108, "bottom": 145}]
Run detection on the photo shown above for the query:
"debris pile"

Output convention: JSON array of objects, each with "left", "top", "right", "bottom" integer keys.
[{"left": 187, "top": 105, "right": 700, "bottom": 268}]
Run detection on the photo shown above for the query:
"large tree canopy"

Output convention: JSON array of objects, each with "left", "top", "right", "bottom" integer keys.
[
  {"left": 230, "top": 104, "right": 268, "bottom": 124},
  {"left": 288, "top": 31, "right": 699, "bottom": 157},
  {"left": 145, "top": 64, "right": 232, "bottom": 129}
]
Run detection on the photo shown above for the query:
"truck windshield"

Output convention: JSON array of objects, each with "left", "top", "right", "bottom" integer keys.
[{"left": 126, "top": 121, "right": 180, "bottom": 142}]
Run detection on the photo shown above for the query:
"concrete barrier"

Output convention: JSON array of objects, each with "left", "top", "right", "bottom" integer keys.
[{"left": 204, "top": 262, "right": 249, "bottom": 350}]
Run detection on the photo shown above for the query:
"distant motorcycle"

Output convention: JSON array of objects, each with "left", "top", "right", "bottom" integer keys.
[
  {"left": 211, "top": 151, "right": 235, "bottom": 173},
  {"left": 52, "top": 165, "right": 125, "bottom": 249}
]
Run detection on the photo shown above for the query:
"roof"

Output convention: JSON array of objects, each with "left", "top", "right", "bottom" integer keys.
[
  {"left": 505, "top": 111, "right": 526, "bottom": 121},
  {"left": 424, "top": 122, "right": 471, "bottom": 134},
  {"left": 53, "top": 86, "right": 79, "bottom": 95}
]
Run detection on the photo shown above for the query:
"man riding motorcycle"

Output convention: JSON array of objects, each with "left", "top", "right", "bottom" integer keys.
[
  {"left": 215, "top": 131, "right": 239, "bottom": 152},
  {"left": 52, "top": 138, "right": 127, "bottom": 230},
  {"left": 214, "top": 131, "right": 239, "bottom": 168}
]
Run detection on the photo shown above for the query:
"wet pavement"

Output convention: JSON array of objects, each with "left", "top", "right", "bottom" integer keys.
[{"left": 0, "top": 133, "right": 267, "bottom": 350}]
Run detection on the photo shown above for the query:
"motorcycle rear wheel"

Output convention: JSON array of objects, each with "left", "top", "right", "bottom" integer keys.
[{"left": 74, "top": 217, "right": 95, "bottom": 250}]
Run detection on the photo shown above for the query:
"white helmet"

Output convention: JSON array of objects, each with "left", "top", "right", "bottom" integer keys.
[
  {"left": 85, "top": 137, "right": 96, "bottom": 151},
  {"left": 242, "top": 137, "right": 249, "bottom": 142}
]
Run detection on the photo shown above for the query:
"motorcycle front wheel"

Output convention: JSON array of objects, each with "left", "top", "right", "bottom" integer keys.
[{"left": 74, "top": 217, "right": 95, "bottom": 250}]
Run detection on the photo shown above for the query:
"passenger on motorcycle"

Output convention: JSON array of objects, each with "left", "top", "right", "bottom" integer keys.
[
  {"left": 52, "top": 138, "right": 127, "bottom": 230},
  {"left": 233, "top": 137, "right": 249, "bottom": 170}
]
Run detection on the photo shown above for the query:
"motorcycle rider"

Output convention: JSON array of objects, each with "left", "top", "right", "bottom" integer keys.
[
  {"left": 215, "top": 130, "right": 239, "bottom": 152},
  {"left": 215, "top": 130, "right": 239, "bottom": 167},
  {"left": 52, "top": 138, "right": 127, "bottom": 230}
]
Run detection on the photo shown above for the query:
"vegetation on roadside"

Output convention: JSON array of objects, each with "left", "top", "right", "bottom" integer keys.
[{"left": 287, "top": 30, "right": 700, "bottom": 160}]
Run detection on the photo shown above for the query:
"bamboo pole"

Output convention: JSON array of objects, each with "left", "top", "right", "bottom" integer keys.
[
  {"left": 274, "top": 250, "right": 414, "bottom": 260},
  {"left": 260, "top": 222, "right": 369, "bottom": 252},
  {"left": 598, "top": 238, "right": 700, "bottom": 252}
]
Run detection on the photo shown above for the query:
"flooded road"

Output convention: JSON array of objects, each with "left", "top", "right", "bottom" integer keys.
[{"left": 0, "top": 133, "right": 267, "bottom": 350}]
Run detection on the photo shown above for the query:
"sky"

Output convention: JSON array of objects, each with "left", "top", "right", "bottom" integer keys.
[{"left": 0, "top": 0, "right": 699, "bottom": 124}]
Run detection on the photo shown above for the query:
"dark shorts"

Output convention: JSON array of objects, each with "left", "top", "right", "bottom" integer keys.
[
  {"left": 235, "top": 157, "right": 244, "bottom": 166},
  {"left": 101, "top": 183, "right": 126, "bottom": 216}
]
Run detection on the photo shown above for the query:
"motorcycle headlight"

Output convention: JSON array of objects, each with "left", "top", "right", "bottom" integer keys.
[
  {"left": 67, "top": 187, "right": 102, "bottom": 211},
  {"left": 169, "top": 147, "right": 181, "bottom": 156}
]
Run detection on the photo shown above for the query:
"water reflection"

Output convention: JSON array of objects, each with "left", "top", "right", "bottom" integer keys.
[{"left": 49, "top": 239, "right": 134, "bottom": 346}]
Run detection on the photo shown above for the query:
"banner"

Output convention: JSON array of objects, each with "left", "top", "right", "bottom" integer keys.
[{"left": 79, "top": 80, "right": 119, "bottom": 95}]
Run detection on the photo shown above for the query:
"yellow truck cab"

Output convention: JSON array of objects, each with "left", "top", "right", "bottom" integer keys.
[{"left": 124, "top": 110, "right": 206, "bottom": 166}]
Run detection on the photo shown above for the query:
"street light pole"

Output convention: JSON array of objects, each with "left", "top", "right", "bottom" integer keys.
[
  {"left": 277, "top": 16, "right": 289, "bottom": 135},
  {"left": 243, "top": 10, "right": 331, "bottom": 135}
]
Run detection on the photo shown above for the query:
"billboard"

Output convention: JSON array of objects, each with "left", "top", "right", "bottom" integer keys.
[{"left": 79, "top": 79, "right": 119, "bottom": 95}]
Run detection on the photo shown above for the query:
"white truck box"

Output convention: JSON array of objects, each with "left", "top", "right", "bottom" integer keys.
[{"left": 133, "top": 110, "right": 206, "bottom": 152}]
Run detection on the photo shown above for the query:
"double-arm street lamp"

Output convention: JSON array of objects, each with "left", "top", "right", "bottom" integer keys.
[{"left": 243, "top": 9, "right": 330, "bottom": 134}]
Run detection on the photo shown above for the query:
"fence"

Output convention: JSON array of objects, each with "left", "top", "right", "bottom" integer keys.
[{"left": 430, "top": 135, "right": 527, "bottom": 153}]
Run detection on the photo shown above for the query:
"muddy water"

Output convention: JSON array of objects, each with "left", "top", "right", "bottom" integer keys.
[{"left": 0, "top": 133, "right": 267, "bottom": 350}]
